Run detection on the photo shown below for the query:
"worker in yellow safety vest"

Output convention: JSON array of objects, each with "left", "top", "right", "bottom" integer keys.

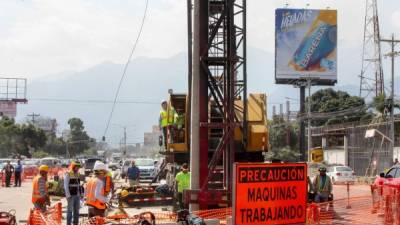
[
  {"left": 175, "top": 163, "right": 190, "bottom": 209},
  {"left": 313, "top": 166, "right": 333, "bottom": 203},
  {"left": 32, "top": 165, "right": 50, "bottom": 211},
  {"left": 85, "top": 161, "right": 108, "bottom": 218},
  {"left": 159, "top": 100, "right": 175, "bottom": 149}
]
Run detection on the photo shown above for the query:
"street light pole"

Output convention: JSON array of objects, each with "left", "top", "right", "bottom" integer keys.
[{"left": 124, "top": 126, "right": 127, "bottom": 157}]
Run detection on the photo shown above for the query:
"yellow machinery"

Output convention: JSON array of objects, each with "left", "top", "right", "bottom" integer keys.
[{"left": 165, "top": 93, "right": 268, "bottom": 153}]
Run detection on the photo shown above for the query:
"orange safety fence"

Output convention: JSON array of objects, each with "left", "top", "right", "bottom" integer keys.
[
  {"left": 23, "top": 167, "right": 39, "bottom": 180},
  {"left": 0, "top": 171, "right": 16, "bottom": 187},
  {"left": 27, "top": 202, "right": 62, "bottom": 225}
]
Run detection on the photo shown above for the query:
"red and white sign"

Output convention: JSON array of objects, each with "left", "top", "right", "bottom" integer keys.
[
  {"left": 233, "top": 163, "right": 307, "bottom": 225},
  {"left": 0, "top": 101, "right": 17, "bottom": 118}
]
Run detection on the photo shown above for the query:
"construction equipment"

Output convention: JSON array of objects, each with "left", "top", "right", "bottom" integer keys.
[
  {"left": 116, "top": 185, "right": 174, "bottom": 208},
  {"left": 154, "top": 0, "right": 269, "bottom": 209},
  {"left": 159, "top": 92, "right": 268, "bottom": 205}
]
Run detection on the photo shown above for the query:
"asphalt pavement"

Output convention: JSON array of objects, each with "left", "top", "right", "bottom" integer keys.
[{"left": 0, "top": 178, "right": 372, "bottom": 224}]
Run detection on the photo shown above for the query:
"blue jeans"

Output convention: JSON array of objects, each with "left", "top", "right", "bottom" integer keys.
[
  {"left": 66, "top": 195, "right": 80, "bottom": 225},
  {"left": 314, "top": 193, "right": 329, "bottom": 203}
]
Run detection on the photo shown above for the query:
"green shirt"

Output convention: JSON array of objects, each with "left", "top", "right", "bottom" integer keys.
[{"left": 175, "top": 171, "right": 190, "bottom": 193}]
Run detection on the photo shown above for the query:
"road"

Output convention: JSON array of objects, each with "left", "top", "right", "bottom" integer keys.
[
  {"left": 0, "top": 180, "right": 372, "bottom": 224},
  {"left": 0, "top": 177, "right": 173, "bottom": 224}
]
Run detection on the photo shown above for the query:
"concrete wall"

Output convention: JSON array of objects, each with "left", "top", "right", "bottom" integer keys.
[{"left": 324, "top": 148, "right": 345, "bottom": 165}]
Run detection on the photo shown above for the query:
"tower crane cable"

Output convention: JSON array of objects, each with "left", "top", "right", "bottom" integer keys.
[{"left": 102, "top": 0, "right": 149, "bottom": 139}]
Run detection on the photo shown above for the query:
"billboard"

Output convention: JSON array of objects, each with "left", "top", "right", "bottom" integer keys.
[
  {"left": 275, "top": 9, "right": 337, "bottom": 85},
  {"left": 233, "top": 163, "right": 307, "bottom": 225}
]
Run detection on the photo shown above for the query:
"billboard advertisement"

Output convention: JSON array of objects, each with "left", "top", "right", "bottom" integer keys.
[{"left": 275, "top": 9, "right": 337, "bottom": 85}]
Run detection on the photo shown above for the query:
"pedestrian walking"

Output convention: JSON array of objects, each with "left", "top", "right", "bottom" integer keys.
[
  {"left": 14, "top": 160, "right": 23, "bottom": 187},
  {"left": 64, "top": 161, "right": 83, "bottom": 225},
  {"left": 2, "top": 161, "right": 14, "bottom": 187},
  {"left": 313, "top": 166, "right": 333, "bottom": 203},
  {"left": 126, "top": 160, "right": 140, "bottom": 187},
  {"left": 32, "top": 165, "right": 50, "bottom": 211}
]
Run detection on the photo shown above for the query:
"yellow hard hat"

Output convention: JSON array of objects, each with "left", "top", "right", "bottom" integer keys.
[
  {"left": 120, "top": 190, "right": 129, "bottom": 198},
  {"left": 39, "top": 165, "right": 49, "bottom": 172}
]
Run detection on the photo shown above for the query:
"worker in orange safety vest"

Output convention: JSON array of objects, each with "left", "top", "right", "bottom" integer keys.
[
  {"left": 104, "top": 171, "right": 114, "bottom": 196},
  {"left": 85, "top": 161, "right": 108, "bottom": 218},
  {"left": 32, "top": 165, "right": 50, "bottom": 211}
]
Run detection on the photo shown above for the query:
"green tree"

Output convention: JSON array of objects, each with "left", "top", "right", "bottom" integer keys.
[
  {"left": 308, "top": 88, "right": 368, "bottom": 126},
  {"left": 268, "top": 116, "right": 299, "bottom": 162},
  {"left": 0, "top": 117, "right": 47, "bottom": 157},
  {"left": 67, "top": 117, "right": 91, "bottom": 156},
  {"left": 32, "top": 150, "right": 50, "bottom": 158}
]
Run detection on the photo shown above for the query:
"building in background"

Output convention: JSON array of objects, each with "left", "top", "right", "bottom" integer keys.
[{"left": 144, "top": 125, "right": 159, "bottom": 146}]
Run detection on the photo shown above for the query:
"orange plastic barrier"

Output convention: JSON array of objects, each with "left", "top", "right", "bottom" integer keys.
[
  {"left": 23, "top": 167, "right": 39, "bottom": 180},
  {"left": 0, "top": 171, "right": 15, "bottom": 187},
  {"left": 27, "top": 202, "right": 62, "bottom": 225},
  {"left": 78, "top": 193, "right": 400, "bottom": 225}
]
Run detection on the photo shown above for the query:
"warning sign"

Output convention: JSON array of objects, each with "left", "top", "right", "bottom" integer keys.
[{"left": 233, "top": 163, "right": 307, "bottom": 225}]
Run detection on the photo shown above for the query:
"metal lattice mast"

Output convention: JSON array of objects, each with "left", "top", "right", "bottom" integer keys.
[{"left": 359, "top": 0, "right": 384, "bottom": 98}]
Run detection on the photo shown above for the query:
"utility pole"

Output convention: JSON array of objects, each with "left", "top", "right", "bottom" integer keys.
[
  {"left": 27, "top": 113, "right": 40, "bottom": 125},
  {"left": 307, "top": 78, "right": 312, "bottom": 162},
  {"left": 123, "top": 126, "right": 127, "bottom": 157},
  {"left": 381, "top": 34, "right": 400, "bottom": 156}
]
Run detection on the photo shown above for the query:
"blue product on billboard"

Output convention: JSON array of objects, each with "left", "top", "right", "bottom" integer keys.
[{"left": 291, "top": 21, "right": 337, "bottom": 71}]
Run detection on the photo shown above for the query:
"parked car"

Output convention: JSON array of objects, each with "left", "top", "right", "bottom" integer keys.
[
  {"left": 39, "top": 157, "right": 61, "bottom": 168},
  {"left": 136, "top": 158, "right": 156, "bottom": 180},
  {"left": 327, "top": 165, "right": 356, "bottom": 184},
  {"left": 121, "top": 159, "right": 134, "bottom": 179},
  {"left": 108, "top": 160, "right": 120, "bottom": 171},
  {"left": 23, "top": 159, "right": 39, "bottom": 169},
  {"left": 84, "top": 158, "right": 103, "bottom": 176},
  {"left": 373, "top": 164, "right": 400, "bottom": 186},
  {"left": 121, "top": 158, "right": 156, "bottom": 180}
]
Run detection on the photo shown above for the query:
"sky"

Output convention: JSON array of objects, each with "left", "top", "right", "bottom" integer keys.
[
  {"left": 0, "top": 0, "right": 399, "bottom": 81},
  {"left": 1, "top": 0, "right": 400, "bottom": 146}
]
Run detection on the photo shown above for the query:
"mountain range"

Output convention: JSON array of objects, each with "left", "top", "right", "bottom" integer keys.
[{"left": 15, "top": 47, "right": 398, "bottom": 146}]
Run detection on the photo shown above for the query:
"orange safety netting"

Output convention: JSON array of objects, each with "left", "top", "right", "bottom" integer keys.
[{"left": 27, "top": 202, "right": 62, "bottom": 225}]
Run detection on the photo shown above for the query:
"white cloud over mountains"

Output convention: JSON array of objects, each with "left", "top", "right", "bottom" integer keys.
[{"left": 0, "top": 0, "right": 399, "bottom": 82}]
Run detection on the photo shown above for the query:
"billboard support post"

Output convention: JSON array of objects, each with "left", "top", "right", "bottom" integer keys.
[
  {"left": 299, "top": 86, "right": 306, "bottom": 162},
  {"left": 307, "top": 78, "right": 312, "bottom": 162}
]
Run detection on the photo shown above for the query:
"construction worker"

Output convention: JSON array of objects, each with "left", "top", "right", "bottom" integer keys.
[
  {"left": 104, "top": 170, "right": 114, "bottom": 196},
  {"left": 64, "top": 161, "right": 82, "bottom": 225},
  {"left": 32, "top": 165, "right": 50, "bottom": 211},
  {"left": 313, "top": 166, "right": 333, "bottom": 203},
  {"left": 2, "top": 161, "right": 14, "bottom": 187},
  {"left": 175, "top": 163, "right": 190, "bottom": 209},
  {"left": 125, "top": 160, "right": 140, "bottom": 187},
  {"left": 159, "top": 100, "right": 175, "bottom": 149},
  {"left": 85, "top": 161, "right": 108, "bottom": 218}
]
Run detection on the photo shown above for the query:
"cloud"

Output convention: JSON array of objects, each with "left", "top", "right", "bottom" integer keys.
[{"left": 0, "top": 0, "right": 398, "bottom": 82}]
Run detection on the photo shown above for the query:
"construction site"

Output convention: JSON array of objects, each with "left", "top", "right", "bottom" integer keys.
[{"left": 0, "top": 0, "right": 400, "bottom": 225}]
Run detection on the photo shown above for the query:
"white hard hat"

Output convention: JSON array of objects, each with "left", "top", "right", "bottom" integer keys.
[
  {"left": 161, "top": 100, "right": 167, "bottom": 104},
  {"left": 93, "top": 161, "right": 107, "bottom": 171}
]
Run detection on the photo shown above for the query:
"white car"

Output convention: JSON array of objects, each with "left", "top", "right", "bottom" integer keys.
[{"left": 327, "top": 166, "right": 356, "bottom": 184}]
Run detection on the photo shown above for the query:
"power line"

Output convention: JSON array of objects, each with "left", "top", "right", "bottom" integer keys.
[
  {"left": 28, "top": 98, "right": 158, "bottom": 105},
  {"left": 103, "top": 0, "right": 149, "bottom": 139}
]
